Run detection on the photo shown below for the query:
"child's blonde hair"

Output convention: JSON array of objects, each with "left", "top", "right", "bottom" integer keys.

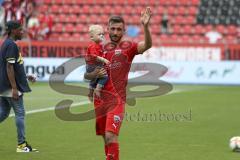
[{"left": 88, "top": 24, "right": 103, "bottom": 36}]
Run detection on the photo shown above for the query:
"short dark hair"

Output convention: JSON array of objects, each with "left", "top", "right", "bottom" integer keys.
[
  {"left": 5, "top": 20, "right": 21, "bottom": 36},
  {"left": 108, "top": 15, "right": 125, "bottom": 25}
]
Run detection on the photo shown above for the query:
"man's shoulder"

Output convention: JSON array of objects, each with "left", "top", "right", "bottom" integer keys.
[{"left": 2, "top": 38, "right": 17, "bottom": 49}]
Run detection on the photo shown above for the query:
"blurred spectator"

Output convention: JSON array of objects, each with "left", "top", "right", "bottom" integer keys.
[
  {"left": 38, "top": 11, "right": 52, "bottom": 40},
  {"left": 25, "top": 1, "right": 35, "bottom": 25},
  {"left": 16, "top": 0, "right": 26, "bottom": 25},
  {"left": 161, "top": 10, "right": 172, "bottom": 34},
  {"left": 126, "top": 25, "right": 140, "bottom": 37},
  {"left": 0, "top": 5, "right": 5, "bottom": 35},
  {"left": 3, "top": 0, "right": 15, "bottom": 22},
  {"left": 205, "top": 26, "right": 222, "bottom": 44},
  {"left": 27, "top": 11, "right": 39, "bottom": 39}
]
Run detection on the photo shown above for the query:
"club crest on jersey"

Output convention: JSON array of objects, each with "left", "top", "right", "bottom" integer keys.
[{"left": 114, "top": 49, "right": 122, "bottom": 55}]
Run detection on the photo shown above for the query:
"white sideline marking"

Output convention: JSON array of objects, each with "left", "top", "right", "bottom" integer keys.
[
  {"left": 9, "top": 100, "right": 90, "bottom": 117},
  {"left": 9, "top": 89, "right": 184, "bottom": 117}
]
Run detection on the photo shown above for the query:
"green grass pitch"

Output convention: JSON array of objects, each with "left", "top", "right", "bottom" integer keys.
[{"left": 0, "top": 82, "right": 240, "bottom": 160}]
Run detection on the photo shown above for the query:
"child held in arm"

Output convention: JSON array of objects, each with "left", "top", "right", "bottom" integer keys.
[{"left": 85, "top": 25, "right": 109, "bottom": 101}]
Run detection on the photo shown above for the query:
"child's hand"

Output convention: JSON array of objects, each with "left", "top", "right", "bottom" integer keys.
[{"left": 103, "top": 59, "right": 110, "bottom": 65}]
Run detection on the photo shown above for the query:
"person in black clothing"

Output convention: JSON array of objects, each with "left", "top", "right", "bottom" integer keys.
[
  {"left": 0, "top": 20, "right": 38, "bottom": 152},
  {"left": 161, "top": 10, "right": 172, "bottom": 34}
]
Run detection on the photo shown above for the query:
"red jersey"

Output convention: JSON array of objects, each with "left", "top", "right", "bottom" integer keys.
[
  {"left": 96, "top": 41, "right": 139, "bottom": 104},
  {"left": 85, "top": 42, "right": 104, "bottom": 65}
]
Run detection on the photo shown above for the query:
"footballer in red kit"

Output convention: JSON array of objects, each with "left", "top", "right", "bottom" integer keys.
[{"left": 85, "top": 7, "right": 152, "bottom": 160}]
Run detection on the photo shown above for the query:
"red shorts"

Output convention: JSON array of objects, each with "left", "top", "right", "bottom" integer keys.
[{"left": 95, "top": 102, "right": 125, "bottom": 136}]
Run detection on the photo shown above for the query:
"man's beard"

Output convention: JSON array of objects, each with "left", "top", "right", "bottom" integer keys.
[{"left": 110, "top": 35, "right": 122, "bottom": 43}]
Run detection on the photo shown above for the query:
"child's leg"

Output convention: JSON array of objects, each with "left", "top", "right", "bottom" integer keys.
[
  {"left": 89, "top": 81, "right": 97, "bottom": 102},
  {"left": 94, "top": 76, "right": 108, "bottom": 97},
  {"left": 86, "top": 64, "right": 97, "bottom": 102}
]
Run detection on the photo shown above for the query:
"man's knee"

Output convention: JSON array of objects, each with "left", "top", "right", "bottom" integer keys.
[
  {"left": 0, "top": 112, "right": 10, "bottom": 122},
  {"left": 105, "top": 131, "right": 118, "bottom": 144}
]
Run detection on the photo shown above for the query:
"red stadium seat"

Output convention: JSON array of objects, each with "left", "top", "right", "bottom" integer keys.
[
  {"left": 95, "top": 0, "right": 107, "bottom": 5},
  {"left": 227, "top": 25, "right": 237, "bottom": 35},
  {"left": 89, "top": 15, "right": 99, "bottom": 24},
  {"left": 205, "top": 25, "right": 213, "bottom": 32},
  {"left": 148, "top": 0, "right": 157, "bottom": 6},
  {"left": 54, "top": 0, "right": 63, "bottom": 5},
  {"left": 174, "top": 16, "right": 185, "bottom": 25},
  {"left": 80, "top": 33, "right": 90, "bottom": 42},
  {"left": 172, "top": 25, "right": 183, "bottom": 34},
  {"left": 179, "top": 35, "right": 191, "bottom": 43},
  {"left": 102, "top": 5, "right": 112, "bottom": 15},
  {"left": 49, "top": 33, "right": 60, "bottom": 41},
  {"left": 85, "top": 0, "right": 95, "bottom": 5},
  {"left": 170, "top": 34, "right": 180, "bottom": 42},
  {"left": 191, "top": 0, "right": 200, "bottom": 6},
  {"left": 131, "top": 15, "right": 140, "bottom": 24},
  {"left": 152, "top": 24, "right": 160, "bottom": 34},
  {"left": 167, "top": 6, "right": 176, "bottom": 15},
  {"left": 38, "top": 5, "right": 48, "bottom": 13},
  {"left": 123, "top": 6, "right": 133, "bottom": 15},
  {"left": 159, "top": 0, "right": 168, "bottom": 6},
  {"left": 159, "top": 34, "right": 170, "bottom": 42},
  {"left": 225, "top": 35, "right": 236, "bottom": 44},
  {"left": 169, "top": 0, "right": 179, "bottom": 6},
  {"left": 72, "top": 5, "right": 81, "bottom": 14},
  {"left": 112, "top": 6, "right": 122, "bottom": 15},
  {"left": 183, "top": 25, "right": 194, "bottom": 34},
  {"left": 82, "top": 5, "right": 90, "bottom": 14},
  {"left": 75, "top": 24, "right": 84, "bottom": 33},
  {"left": 52, "top": 24, "right": 63, "bottom": 33},
  {"left": 191, "top": 35, "right": 202, "bottom": 43},
  {"left": 186, "top": 16, "right": 196, "bottom": 25},
  {"left": 194, "top": 25, "right": 206, "bottom": 35},
  {"left": 137, "top": 0, "right": 147, "bottom": 5},
  {"left": 135, "top": 6, "right": 144, "bottom": 15},
  {"left": 156, "top": 6, "right": 164, "bottom": 15},
  {"left": 179, "top": 0, "right": 190, "bottom": 6},
  {"left": 72, "top": 33, "right": 81, "bottom": 41},
  {"left": 78, "top": 14, "right": 87, "bottom": 23},
  {"left": 63, "top": 0, "right": 75, "bottom": 5},
  {"left": 216, "top": 25, "right": 226, "bottom": 34},
  {"left": 58, "top": 14, "right": 69, "bottom": 23},
  {"left": 75, "top": 0, "right": 85, "bottom": 5},
  {"left": 61, "top": 5, "right": 71, "bottom": 14},
  {"left": 43, "top": 0, "right": 52, "bottom": 4},
  {"left": 99, "top": 14, "right": 109, "bottom": 24},
  {"left": 50, "top": 14, "right": 58, "bottom": 23},
  {"left": 105, "top": 0, "right": 116, "bottom": 5},
  {"left": 91, "top": 5, "right": 102, "bottom": 15},
  {"left": 152, "top": 15, "right": 161, "bottom": 25},
  {"left": 59, "top": 33, "right": 71, "bottom": 41},
  {"left": 50, "top": 5, "right": 60, "bottom": 14},
  {"left": 177, "top": 6, "right": 186, "bottom": 16},
  {"left": 68, "top": 14, "right": 77, "bottom": 23},
  {"left": 65, "top": 24, "right": 75, "bottom": 33},
  {"left": 188, "top": 6, "right": 198, "bottom": 16}
]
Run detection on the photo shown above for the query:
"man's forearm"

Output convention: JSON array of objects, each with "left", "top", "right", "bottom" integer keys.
[
  {"left": 84, "top": 72, "right": 96, "bottom": 80},
  {"left": 143, "top": 25, "right": 152, "bottom": 49},
  {"left": 84, "top": 67, "right": 107, "bottom": 80},
  {"left": 7, "top": 63, "right": 17, "bottom": 89}
]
